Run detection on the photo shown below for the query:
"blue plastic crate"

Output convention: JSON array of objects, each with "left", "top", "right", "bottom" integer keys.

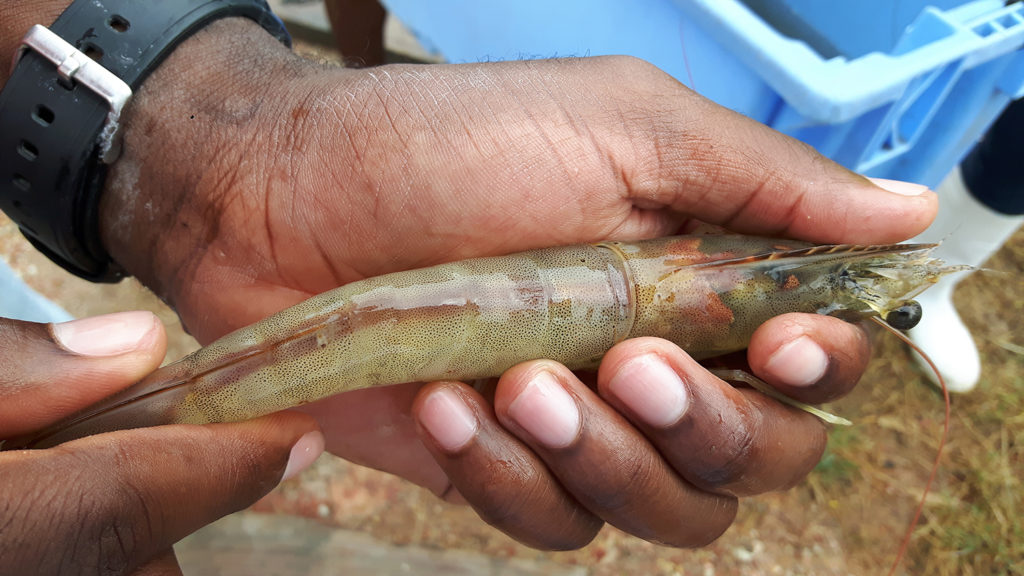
[
  {"left": 0, "top": 260, "right": 72, "bottom": 323},
  {"left": 382, "top": 0, "right": 1024, "bottom": 188}
]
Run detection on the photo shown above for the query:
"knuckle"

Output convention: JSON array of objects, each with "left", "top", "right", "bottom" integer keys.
[
  {"left": 0, "top": 451, "right": 141, "bottom": 575},
  {"left": 487, "top": 504, "right": 595, "bottom": 552},
  {"left": 455, "top": 456, "right": 599, "bottom": 551},
  {"left": 469, "top": 460, "right": 545, "bottom": 527},
  {"left": 0, "top": 464, "right": 50, "bottom": 567},
  {"left": 65, "top": 447, "right": 152, "bottom": 572},
  {"left": 688, "top": 413, "right": 760, "bottom": 491},
  {"left": 587, "top": 449, "right": 659, "bottom": 512}
]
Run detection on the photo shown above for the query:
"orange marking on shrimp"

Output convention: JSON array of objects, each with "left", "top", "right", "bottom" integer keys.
[
  {"left": 705, "top": 291, "right": 735, "bottom": 324},
  {"left": 663, "top": 237, "right": 707, "bottom": 267},
  {"left": 676, "top": 289, "right": 734, "bottom": 325}
]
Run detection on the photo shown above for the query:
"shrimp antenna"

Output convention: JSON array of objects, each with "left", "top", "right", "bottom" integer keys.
[{"left": 870, "top": 316, "right": 951, "bottom": 576}]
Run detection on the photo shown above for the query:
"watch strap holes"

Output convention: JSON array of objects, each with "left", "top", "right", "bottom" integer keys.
[
  {"left": 18, "top": 141, "right": 39, "bottom": 161},
  {"left": 32, "top": 106, "right": 55, "bottom": 126},
  {"left": 12, "top": 175, "right": 31, "bottom": 193},
  {"left": 107, "top": 15, "right": 130, "bottom": 33}
]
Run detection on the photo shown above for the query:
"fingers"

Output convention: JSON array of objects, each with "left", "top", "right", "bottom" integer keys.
[
  {"left": 0, "top": 411, "right": 322, "bottom": 575},
  {"left": 415, "top": 368, "right": 740, "bottom": 549},
  {"left": 413, "top": 321, "right": 863, "bottom": 549},
  {"left": 597, "top": 338, "right": 828, "bottom": 497},
  {"left": 0, "top": 313, "right": 167, "bottom": 437},
  {"left": 496, "top": 362, "right": 738, "bottom": 546},
  {"left": 747, "top": 313, "right": 871, "bottom": 404},
  {"left": 413, "top": 382, "right": 604, "bottom": 550}
]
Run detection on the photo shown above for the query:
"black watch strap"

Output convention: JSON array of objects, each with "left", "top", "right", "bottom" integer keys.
[{"left": 0, "top": 0, "right": 290, "bottom": 282}]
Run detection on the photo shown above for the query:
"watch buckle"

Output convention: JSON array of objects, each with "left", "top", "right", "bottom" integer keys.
[{"left": 13, "top": 25, "right": 132, "bottom": 164}]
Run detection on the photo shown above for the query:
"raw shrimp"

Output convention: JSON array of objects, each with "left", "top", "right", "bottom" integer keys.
[{"left": 4, "top": 234, "right": 966, "bottom": 450}]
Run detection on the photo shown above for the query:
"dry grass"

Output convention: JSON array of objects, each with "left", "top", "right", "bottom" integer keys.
[
  {"left": 816, "top": 227, "right": 1023, "bottom": 575},
  {"left": 905, "top": 233, "right": 1022, "bottom": 574}
]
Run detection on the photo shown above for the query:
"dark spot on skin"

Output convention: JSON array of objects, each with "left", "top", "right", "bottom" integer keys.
[{"left": 291, "top": 106, "right": 310, "bottom": 122}]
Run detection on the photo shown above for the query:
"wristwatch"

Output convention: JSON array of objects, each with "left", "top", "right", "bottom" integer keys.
[{"left": 0, "top": 0, "right": 290, "bottom": 282}]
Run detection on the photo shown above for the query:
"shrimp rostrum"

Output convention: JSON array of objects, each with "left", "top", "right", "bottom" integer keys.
[{"left": 6, "top": 234, "right": 966, "bottom": 449}]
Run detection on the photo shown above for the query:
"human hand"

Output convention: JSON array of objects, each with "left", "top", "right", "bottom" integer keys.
[
  {"left": 0, "top": 11, "right": 936, "bottom": 550},
  {"left": 0, "top": 312, "right": 324, "bottom": 575}
]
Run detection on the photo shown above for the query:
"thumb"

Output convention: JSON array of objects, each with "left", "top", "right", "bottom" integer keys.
[
  {"left": 0, "top": 411, "right": 323, "bottom": 575},
  {"left": 0, "top": 312, "right": 167, "bottom": 438}
]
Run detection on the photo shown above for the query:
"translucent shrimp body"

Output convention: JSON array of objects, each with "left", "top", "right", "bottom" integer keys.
[{"left": 11, "top": 235, "right": 963, "bottom": 449}]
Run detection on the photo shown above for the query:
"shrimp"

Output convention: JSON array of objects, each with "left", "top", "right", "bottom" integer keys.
[{"left": 4, "top": 234, "right": 966, "bottom": 450}]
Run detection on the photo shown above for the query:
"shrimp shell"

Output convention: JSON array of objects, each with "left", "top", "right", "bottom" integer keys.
[{"left": 6, "top": 235, "right": 964, "bottom": 449}]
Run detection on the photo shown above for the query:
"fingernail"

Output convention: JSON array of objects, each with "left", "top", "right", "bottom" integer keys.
[
  {"left": 52, "top": 311, "right": 158, "bottom": 356},
  {"left": 763, "top": 336, "right": 829, "bottom": 387},
  {"left": 282, "top": 430, "right": 325, "bottom": 482},
  {"left": 508, "top": 371, "right": 581, "bottom": 449},
  {"left": 420, "top": 387, "right": 478, "bottom": 452},
  {"left": 868, "top": 177, "right": 929, "bottom": 196},
  {"left": 607, "top": 355, "right": 689, "bottom": 427}
]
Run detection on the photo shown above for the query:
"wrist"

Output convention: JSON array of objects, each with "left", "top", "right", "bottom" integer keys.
[
  {"left": 1, "top": 3, "right": 307, "bottom": 293},
  {"left": 97, "top": 17, "right": 311, "bottom": 301}
]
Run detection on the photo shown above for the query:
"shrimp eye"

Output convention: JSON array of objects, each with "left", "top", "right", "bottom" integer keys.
[{"left": 884, "top": 301, "right": 923, "bottom": 330}]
